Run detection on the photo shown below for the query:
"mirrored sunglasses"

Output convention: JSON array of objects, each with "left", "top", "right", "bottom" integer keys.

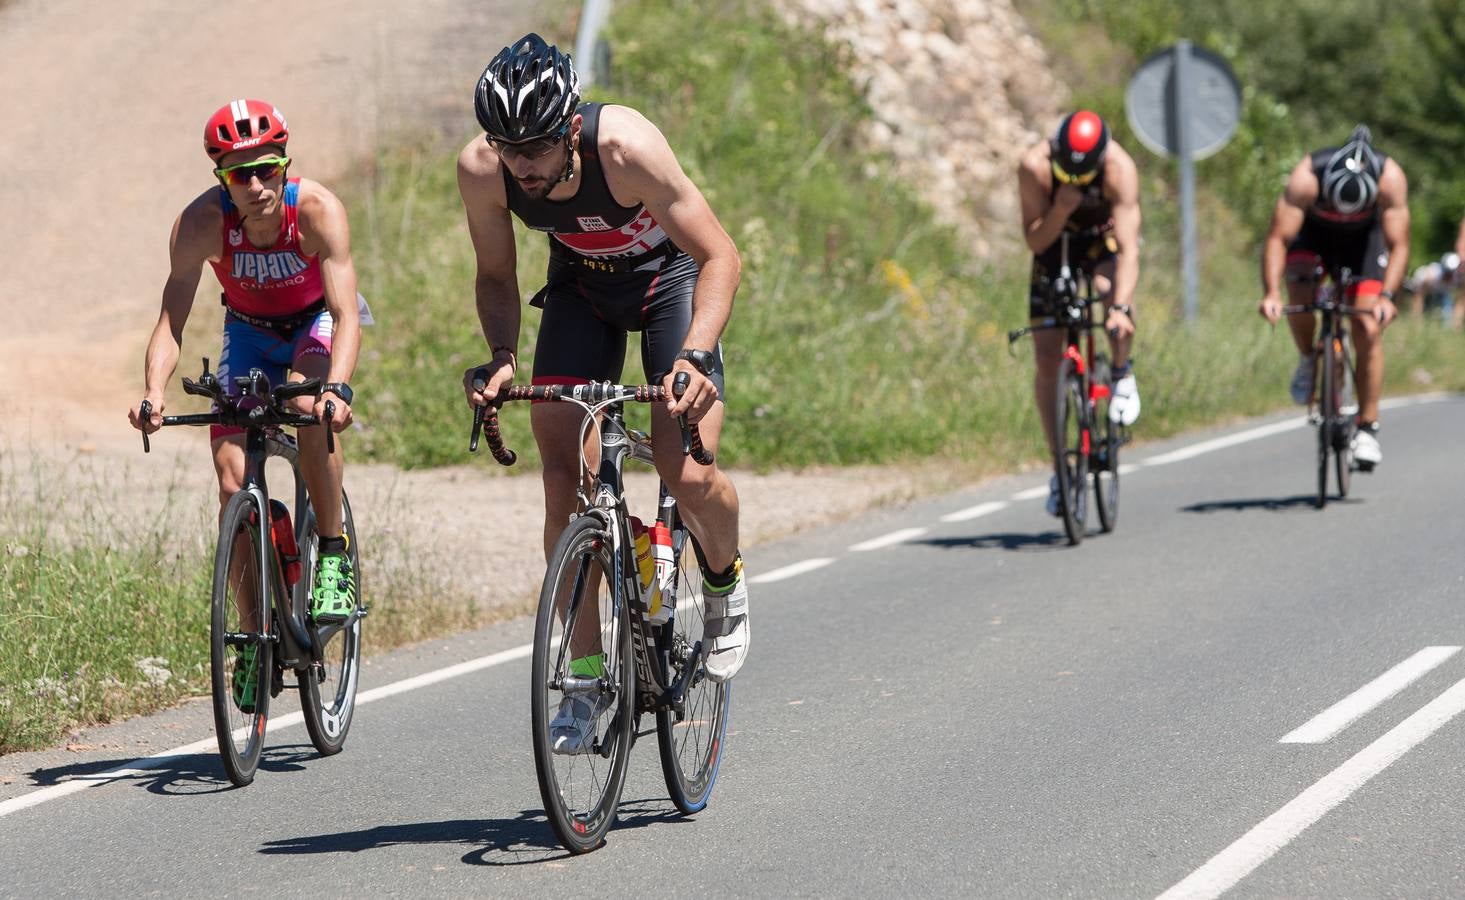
[{"left": 214, "top": 156, "right": 291, "bottom": 186}]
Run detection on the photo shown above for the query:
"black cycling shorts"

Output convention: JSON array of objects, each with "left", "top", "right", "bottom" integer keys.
[
  {"left": 531, "top": 250, "right": 727, "bottom": 396},
  {"left": 1027, "top": 230, "right": 1118, "bottom": 317},
  {"left": 1286, "top": 218, "right": 1388, "bottom": 286}
]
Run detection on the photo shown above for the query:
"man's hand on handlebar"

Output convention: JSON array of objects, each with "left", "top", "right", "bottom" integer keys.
[
  {"left": 129, "top": 396, "right": 165, "bottom": 434},
  {"left": 462, "top": 355, "right": 515, "bottom": 410},
  {"left": 1258, "top": 293, "right": 1284, "bottom": 325},
  {"left": 664, "top": 362, "right": 718, "bottom": 421}
]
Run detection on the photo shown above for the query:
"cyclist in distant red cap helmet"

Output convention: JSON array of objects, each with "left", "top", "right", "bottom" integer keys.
[
  {"left": 128, "top": 100, "right": 367, "bottom": 703},
  {"left": 1018, "top": 110, "right": 1142, "bottom": 517}
]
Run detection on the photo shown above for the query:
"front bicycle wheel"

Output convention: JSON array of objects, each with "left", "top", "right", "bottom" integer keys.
[
  {"left": 1054, "top": 357, "right": 1089, "bottom": 545},
  {"left": 1090, "top": 355, "right": 1120, "bottom": 533},
  {"left": 300, "top": 491, "right": 363, "bottom": 756},
  {"left": 1315, "top": 339, "right": 1333, "bottom": 510},
  {"left": 210, "top": 490, "right": 274, "bottom": 787},
  {"left": 1333, "top": 334, "right": 1356, "bottom": 499},
  {"left": 656, "top": 529, "right": 731, "bottom": 814},
  {"left": 531, "top": 515, "right": 634, "bottom": 853}
]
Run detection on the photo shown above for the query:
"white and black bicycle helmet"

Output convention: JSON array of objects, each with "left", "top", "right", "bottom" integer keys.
[
  {"left": 474, "top": 33, "right": 581, "bottom": 144},
  {"left": 1320, "top": 125, "right": 1382, "bottom": 217}
]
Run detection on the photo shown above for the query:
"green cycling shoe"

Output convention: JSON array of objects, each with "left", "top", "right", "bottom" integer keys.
[
  {"left": 232, "top": 644, "right": 260, "bottom": 713},
  {"left": 310, "top": 549, "right": 357, "bottom": 625}
]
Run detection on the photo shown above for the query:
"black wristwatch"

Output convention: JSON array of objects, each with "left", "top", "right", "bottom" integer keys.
[
  {"left": 675, "top": 348, "right": 717, "bottom": 376},
  {"left": 323, "top": 382, "right": 354, "bottom": 404}
]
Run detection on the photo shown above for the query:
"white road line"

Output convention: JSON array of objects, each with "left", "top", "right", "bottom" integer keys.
[
  {"left": 1157, "top": 676, "right": 1465, "bottom": 900},
  {"left": 1280, "top": 646, "right": 1460, "bottom": 744},
  {"left": 749, "top": 557, "right": 835, "bottom": 584},
  {"left": 848, "top": 527, "right": 927, "bottom": 552},
  {"left": 1012, "top": 485, "right": 1049, "bottom": 501},
  {"left": 1118, "top": 463, "right": 1140, "bottom": 476},
  {"left": 940, "top": 501, "right": 1008, "bottom": 523},
  {"left": 1142, "top": 419, "right": 1306, "bottom": 467},
  {"left": 0, "top": 644, "right": 535, "bottom": 819}
]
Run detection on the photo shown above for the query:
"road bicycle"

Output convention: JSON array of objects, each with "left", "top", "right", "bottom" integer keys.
[
  {"left": 1009, "top": 232, "right": 1128, "bottom": 545},
  {"left": 140, "top": 359, "right": 364, "bottom": 786},
  {"left": 1281, "top": 265, "right": 1367, "bottom": 509},
  {"left": 470, "top": 374, "right": 729, "bottom": 853}
]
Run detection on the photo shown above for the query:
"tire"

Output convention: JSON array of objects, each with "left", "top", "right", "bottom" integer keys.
[
  {"left": 531, "top": 515, "right": 634, "bottom": 853},
  {"left": 1090, "top": 356, "right": 1120, "bottom": 534},
  {"left": 1316, "top": 338, "right": 1333, "bottom": 510},
  {"left": 1334, "top": 334, "right": 1355, "bottom": 499},
  {"left": 210, "top": 490, "right": 273, "bottom": 788},
  {"left": 1054, "top": 357, "right": 1089, "bottom": 545},
  {"left": 656, "top": 529, "right": 731, "bottom": 814},
  {"left": 300, "top": 491, "right": 362, "bottom": 757}
]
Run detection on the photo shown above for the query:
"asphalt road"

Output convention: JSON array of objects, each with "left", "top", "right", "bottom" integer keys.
[{"left": 3, "top": 397, "right": 1462, "bottom": 898}]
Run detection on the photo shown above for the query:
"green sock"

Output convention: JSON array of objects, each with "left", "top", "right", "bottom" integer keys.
[
  {"left": 702, "top": 554, "right": 743, "bottom": 593},
  {"left": 569, "top": 653, "right": 605, "bottom": 678}
]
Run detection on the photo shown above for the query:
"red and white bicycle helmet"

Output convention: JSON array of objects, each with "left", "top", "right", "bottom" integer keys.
[{"left": 203, "top": 99, "right": 289, "bottom": 158}]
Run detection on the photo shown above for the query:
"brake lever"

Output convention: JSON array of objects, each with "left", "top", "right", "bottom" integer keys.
[
  {"left": 138, "top": 399, "right": 152, "bottom": 454},
  {"left": 469, "top": 367, "right": 489, "bottom": 453},
  {"left": 672, "top": 371, "right": 693, "bottom": 456},
  {"left": 324, "top": 399, "right": 336, "bottom": 455}
]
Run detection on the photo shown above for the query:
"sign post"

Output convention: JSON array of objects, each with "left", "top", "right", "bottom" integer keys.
[{"left": 1125, "top": 41, "right": 1241, "bottom": 323}]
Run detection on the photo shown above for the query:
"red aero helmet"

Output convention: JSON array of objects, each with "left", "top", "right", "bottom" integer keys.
[
  {"left": 204, "top": 99, "right": 289, "bottom": 158},
  {"left": 1052, "top": 110, "right": 1110, "bottom": 181}
]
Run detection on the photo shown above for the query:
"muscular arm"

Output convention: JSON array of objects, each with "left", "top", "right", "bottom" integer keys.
[
  {"left": 142, "top": 194, "right": 218, "bottom": 403},
  {"left": 1376, "top": 160, "right": 1410, "bottom": 297},
  {"left": 600, "top": 107, "right": 740, "bottom": 355},
  {"left": 1018, "top": 142, "right": 1075, "bottom": 256},
  {"left": 298, "top": 181, "right": 360, "bottom": 387},
  {"left": 1261, "top": 157, "right": 1317, "bottom": 300},
  {"left": 1106, "top": 147, "right": 1142, "bottom": 308},
  {"left": 457, "top": 140, "right": 522, "bottom": 392}
]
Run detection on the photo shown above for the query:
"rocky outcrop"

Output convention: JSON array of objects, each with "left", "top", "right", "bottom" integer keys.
[{"left": 785, "top": 0, "right": 1068, "bottom": 258}]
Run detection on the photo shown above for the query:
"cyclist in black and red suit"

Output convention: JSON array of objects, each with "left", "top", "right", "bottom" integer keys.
[
  {"left": 1259, "top": 125, "right": 1408, "bottom": 468},
  {"left": 1018, "top": 110, "right": 1142, "bottom": 517},
  {"left": 457, "top": 35, "right": 748, "bottom": 754}
]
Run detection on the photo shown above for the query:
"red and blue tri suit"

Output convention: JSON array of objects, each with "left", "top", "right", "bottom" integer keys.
[{"left": 209, "top": 178, "right": 335, "bottom": 439}]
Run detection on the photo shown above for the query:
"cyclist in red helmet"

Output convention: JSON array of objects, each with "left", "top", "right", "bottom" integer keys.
[
  {"left": 128, "top": 100, "right": 365, "bottom": 681},
  {"left": 1258, "top": 125, "right": 1408, "bottom": 468},
  {"left": 1018, "top": 110, "right": 1142, "bottom": 517}
]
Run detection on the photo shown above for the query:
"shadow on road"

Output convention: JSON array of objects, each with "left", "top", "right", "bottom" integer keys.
[
  {"left": 25, "top": 745, "right": 319, "bottom": 797},
  {"left": 917, "top": 531, "right": 1070, "bottom": 552},
  {"left": 1180, "top": 495, "right": 1355, "bottom": 514},
  {"left": 259, "top": 797, "right": 690, "bottom": 866}
]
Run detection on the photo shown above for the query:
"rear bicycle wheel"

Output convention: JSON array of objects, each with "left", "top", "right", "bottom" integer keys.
[
  {"left": 210, "top": 490, "right": 273, "bottom": 787},
  {"left": 531, "top": 515, "right": 634, "bottom": 853},
  {"left": 1315, "top": 339, "right": 1333, "bottom": 509},
  {"left": 1054, "top": 357, "right": 1089, "bottom": 545},
  {"left": 1090, "top": 355, "right": 1120, "bottom": 533},
  {"left": 1333, "top": 334, "right": 1356, "bottom": 498},
  {"left": 300, "top": 491, "right": 363, "bottom": 756},
  {"left": 656, "top": 529, "right": 731, "bottom": 814}
]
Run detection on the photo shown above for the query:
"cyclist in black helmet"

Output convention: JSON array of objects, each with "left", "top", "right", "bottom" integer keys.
[
  {"left": 458, "top": 34, "right": 749, "bottom": 754},
  {"left": 1018, "top": 109, "right": 1142, "bottom": 518},
  {"left": 1259, "top": 124, "right": 1408, "bottom": 468}
]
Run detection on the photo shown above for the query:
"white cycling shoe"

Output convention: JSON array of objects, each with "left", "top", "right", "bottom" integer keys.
[
  {"left": 1109, "top": 373, "right": 1141, "bottom": 425},
  {"left": 549, "top": 685, "right": 613, "bottom": 755},
  {"left": 702, "top": 557, "right": 749, "bottom": 683},
  {"left": 1045, "top": 475, "right": 1061, "bottom": 517},
  {"left": 1352, "top": 425, "right": 1382, "bottom": 468}
]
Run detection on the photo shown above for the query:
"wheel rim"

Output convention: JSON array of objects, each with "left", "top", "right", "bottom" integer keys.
[
  {"left": 534, "top": 523, "right": 632, "bottom": 849},
  {"left": 658, "top": 536, "right": 729, "bottom": 810}
]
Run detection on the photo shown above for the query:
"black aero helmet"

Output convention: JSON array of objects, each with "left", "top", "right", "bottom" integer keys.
[
  {"left": 1051, "top": 110, "right": 1110, "bottom": 184},
  {"left": 1320, "top": 125, "right": 1382, "bottom": 216},
  {"left": 474, "top": 33, "right": 581, "bottom": 143}
]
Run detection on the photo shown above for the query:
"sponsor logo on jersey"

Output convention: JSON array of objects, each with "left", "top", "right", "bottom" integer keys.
[
  {"left": 231, "top": 251, "right": 311, "bottom": 286},
  {"left": 577, "top": 215, "right": 611, "bottom": 231},
  {"left": 228, "top": 228, "right": 243, "bottom": 247},
  {"left": 554, "top": 207, "right": 669, "bottom": 260}
]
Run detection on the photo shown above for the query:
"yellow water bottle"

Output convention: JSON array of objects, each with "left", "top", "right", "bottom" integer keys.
[
  {"left": 632, "top": 517, "right": 655, "bottom": 601},
  {"left": 648, "top": 521, "right": 674, "bottom": 624}
]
